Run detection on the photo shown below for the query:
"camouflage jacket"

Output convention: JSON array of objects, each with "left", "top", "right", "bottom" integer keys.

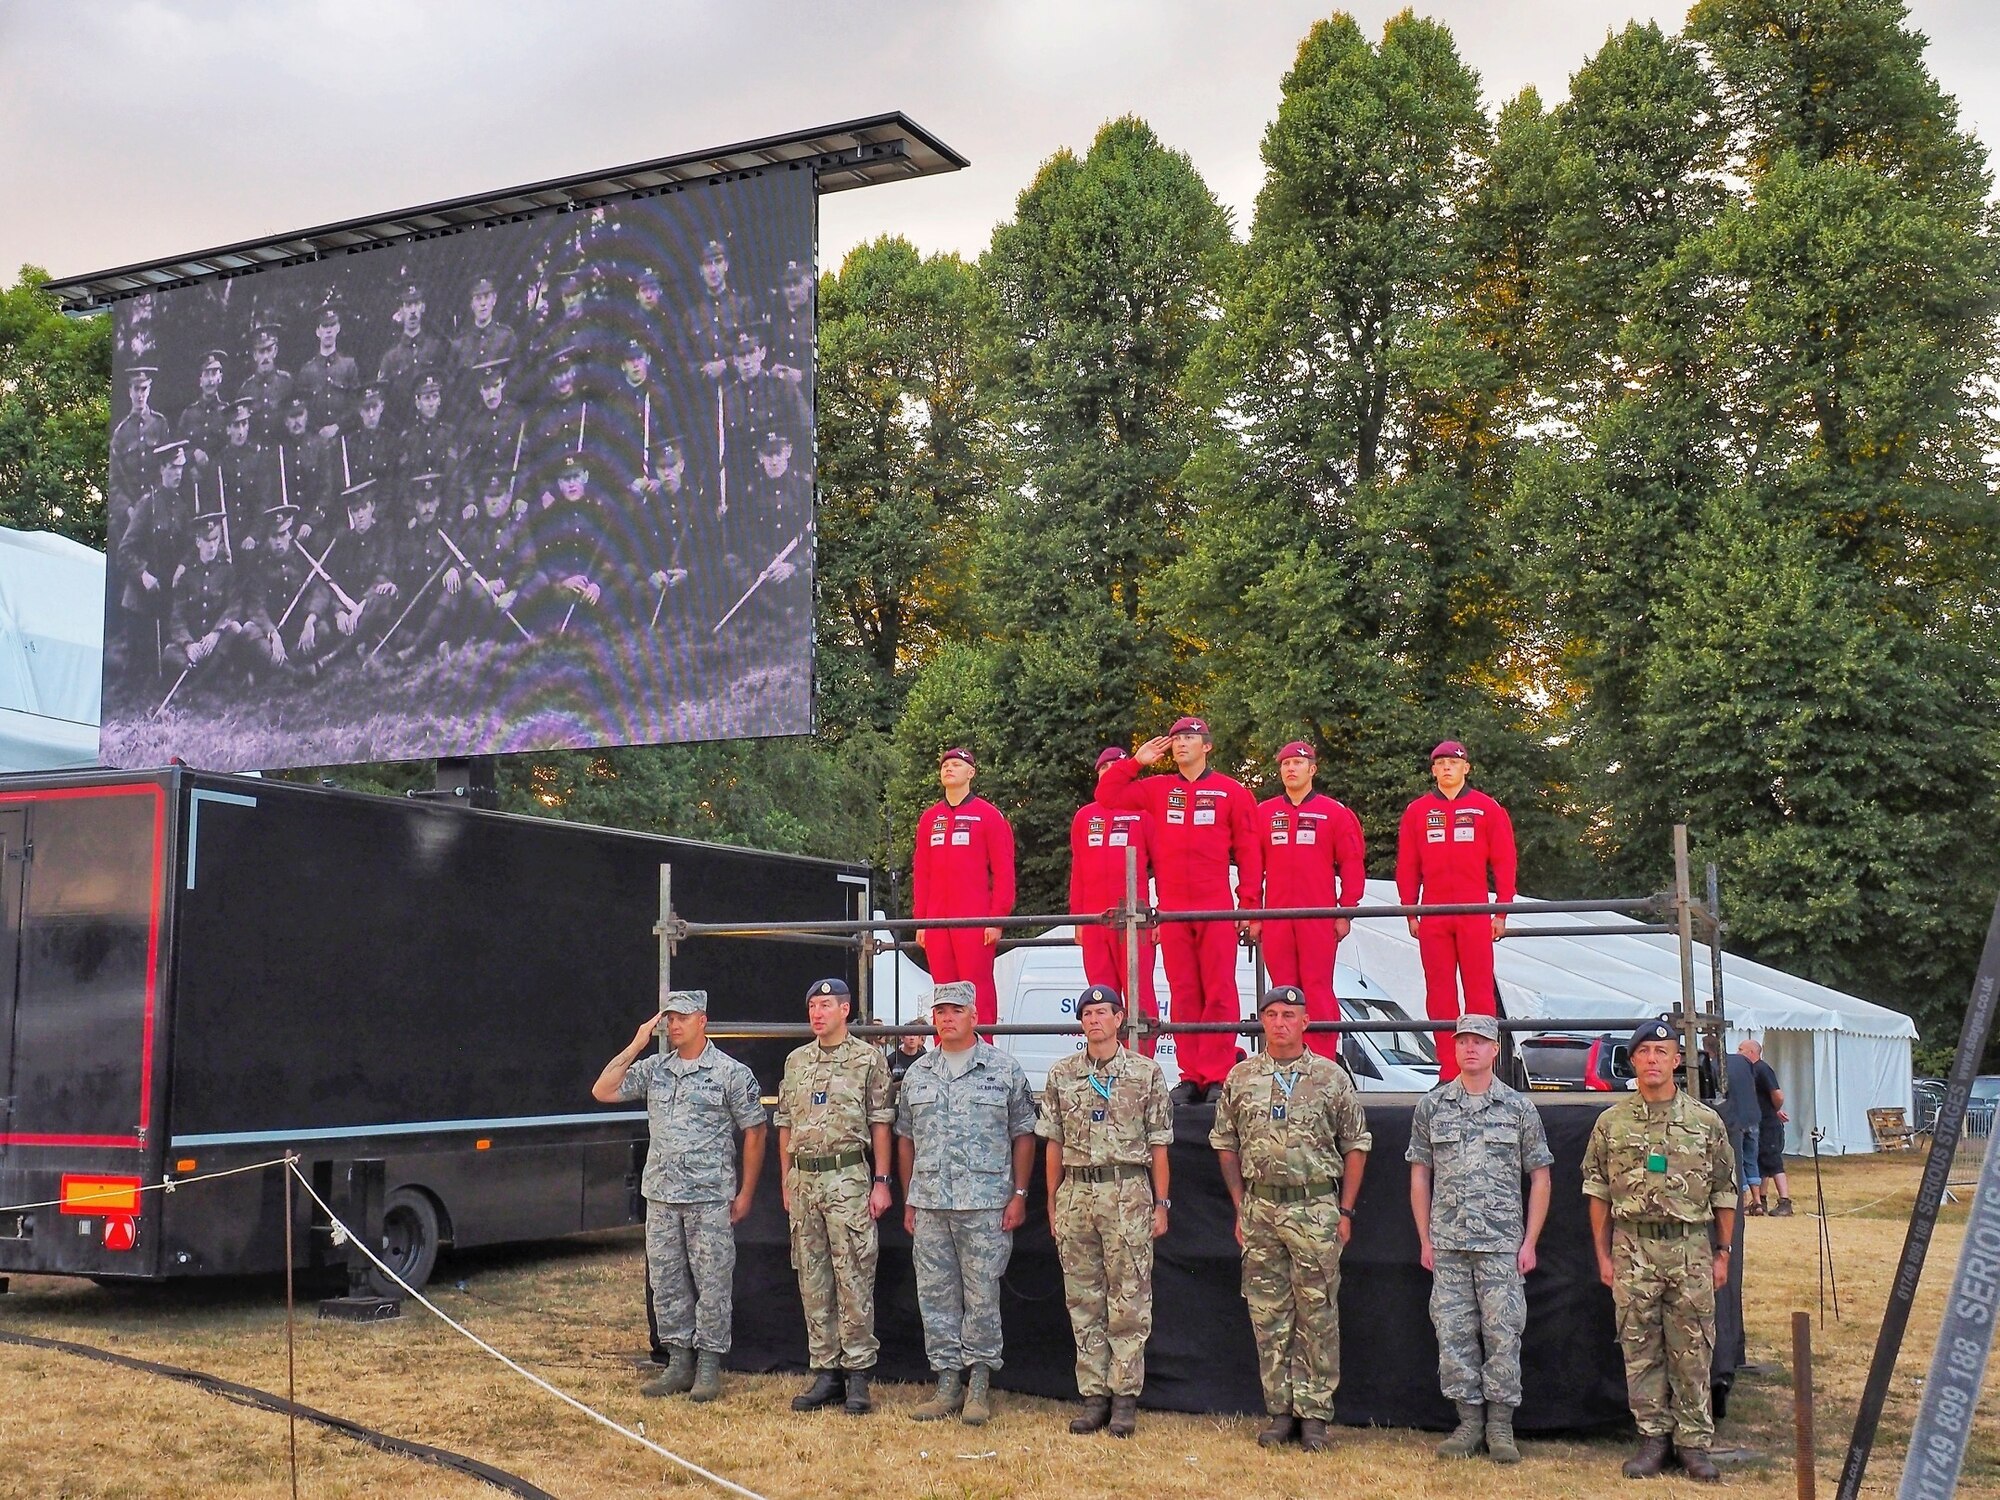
[
  {"left": 1408, "top": 1077, "right": 1554, "bottom": 1251},
  {"left": 772, "top": 1035, "right": 893, "bottom": 1157},
  {"left": 1036, "top": 1047, "right": 1173, "bottom": 1168},
  {"left": 1210, "top": 1051, "right": 1372, "bottom": 1186},
  {"left": 1581, "top": 1089, "right": 1736, "bottom": 1224},
  {"left": 893, "top": 1043, "right": 1036, "bottom": 1210},
  {"left": 617, "top": 1041, "right": 765, "bottom": 1204}
]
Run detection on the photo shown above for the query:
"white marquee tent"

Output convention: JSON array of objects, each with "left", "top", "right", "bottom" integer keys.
[
  {"left": 1340, "top": 880, "right": 1916, "bottom": 1156},
  {"left": 0, "top": 527, "right": 102, "bottom": 771}
]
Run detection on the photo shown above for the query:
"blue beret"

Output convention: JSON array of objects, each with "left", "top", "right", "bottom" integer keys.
[
  {"left": 1076, "top": 984, "right": 1124, "bottom": 1013},
  {"left": 1630, "top": 1017, "right": 1680, "bottom": 1050}
]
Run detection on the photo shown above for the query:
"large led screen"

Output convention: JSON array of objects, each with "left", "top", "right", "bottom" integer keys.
[{"left": 99, "top": 169, "right": 814, "bottom": 771}]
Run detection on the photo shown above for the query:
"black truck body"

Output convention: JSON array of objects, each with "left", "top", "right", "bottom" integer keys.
[{"left": 0, "top": 768, "right": 866, "bottom": 1286}]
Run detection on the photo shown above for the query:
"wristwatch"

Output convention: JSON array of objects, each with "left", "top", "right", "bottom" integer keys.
[
  {"left": 1013, "top": 1187, "right": 1030, "bottom": 1199},
  {"left": 1154, "top": 1198, "right": 1172, "bottom": 1210},
  {"left": 871, "top": 1174, "right": 893, "bottom": 1185},
  {"left": 1337, "top": 1206, "right": 1354, "bottom": 1219}
]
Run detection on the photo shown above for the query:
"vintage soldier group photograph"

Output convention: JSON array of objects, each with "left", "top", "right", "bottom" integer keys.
[{"left": 99, "top": 171, "right": 816, "bottom": 771}]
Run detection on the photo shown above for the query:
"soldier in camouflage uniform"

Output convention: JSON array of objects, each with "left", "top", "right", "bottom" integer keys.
[
  {"left": 773, "top": 977, "right": 895, "bottom": 1416},
  {"left": 1210, "top": 985, "right": 1371, "bottom": 1454},
  {"left": 1582, "top": 1017, "right": 1736, "bottom": 1484},
  {"left": 592, "top": 989, "right": 766, "bottom": 1404},
  {"left": 894, "top": 980, "right": 1037, "bottom": 1426},
  {"left": 1037, "top": 984, "right": 1173, "bottom": 1438},
  {"left": 1408, "top": 1013, "right": 1553, "bottom": 1464}
]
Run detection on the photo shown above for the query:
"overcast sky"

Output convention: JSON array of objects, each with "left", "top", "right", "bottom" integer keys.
[{"left": 3, "top": 0, "right": 1992, "bottom": 287}]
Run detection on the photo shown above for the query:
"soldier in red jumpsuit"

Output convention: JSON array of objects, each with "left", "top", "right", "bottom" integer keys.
[
  {"left": 913, "top": 747, "right": 1016, "bottom": 1027},
  {"left": 1395, "top": 741, "right": 1517, "bottom": 1082},
  {"left": 1254, "top": 741, "right": 1365, "bottom": 1060},
  {"left": 1097, "top": 716, "right": 1261, "bottom": 1104},
  {"left": 1070, "top": 746, "right": 1160, "bottom": 1055}
]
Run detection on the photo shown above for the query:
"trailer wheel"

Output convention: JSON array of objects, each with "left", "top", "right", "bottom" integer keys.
[{"left": 369, "top": 1188, "right": 441, "bottom": 1296}]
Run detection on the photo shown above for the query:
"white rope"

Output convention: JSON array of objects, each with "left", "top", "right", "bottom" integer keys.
[
  {"left": 0, "top": 1154, "right": 293, "bottom": 1216},
  {"left": 286, "top": 1162, "right": 771, "bottom": 1500}
]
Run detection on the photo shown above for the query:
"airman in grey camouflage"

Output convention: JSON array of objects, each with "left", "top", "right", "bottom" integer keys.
[
  {"left": 1409, "top": 1012, "right": 1554, "bottom": 1463},
  {"left": 592, "top": 989, "right": 766, "bottom": 1404},
  {"left": 1210, "top": 986, "right": 1371, "bottom": 1454},
  {"left": 774, "top": 976, "right": 895, "bottom": 1416},
  {"left": 1583, "top": 1018, "right": 1737, "bottom": 1484},
  {"left": 894, "top": 980, "right": 1038, "bottom": 1426},
  {"left": 1037, "top": 985, "right": 1174, "bottom": 1438}
]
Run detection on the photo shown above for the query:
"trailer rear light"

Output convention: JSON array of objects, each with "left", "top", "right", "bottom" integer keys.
[
  {"left": 475, "top": 1139, "right": 491, "bottom": 1151},
  {"left": 176, "top": 1159, "right": 198, "bottom": 1173},
  {"left": 104, "top": 1215, "right": 137, "bottom": 1251},
  {"left": 59, "top": 1175, "right": 143, "bottom": 1215}
]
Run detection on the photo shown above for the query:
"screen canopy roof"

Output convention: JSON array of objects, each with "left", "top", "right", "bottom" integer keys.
[{"left": 44, "top": 112, "right": 965, "bottom": 314}]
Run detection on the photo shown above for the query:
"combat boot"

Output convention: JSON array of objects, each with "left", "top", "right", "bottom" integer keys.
[
  {"left": 790, "top": 1370, "right": 842, "bottom": 1412},
  {"left": 961, "top": 1364, "right": 994, "bottom": 1426},
  {"left": 1622, "top": 1434, "right": 1671, "bottom": 1478},
  {"left": 1069, "top": 1396, "right": 1112, "bottom": 1434},
  {"left": 1485, "top": 1404, "right": 1520, "bottom": 1465},
  {"left": 687, "top": 1350, "right": 723, "bottom": 1403},
  {"left": 842, "top": 1370, "right": 873, "bottom": 1415},
  {"left": 640, "top": 1345, "right": 695, "bottom": 1397},
  {"left": 1436, "top": 1401, "right": 1485, "bottom": 1458},
  {"left": 1679, "top": 1447, "right": 1722, "bottom": 1483},
  {"left": 1257, "top": 1413, "right": 1297, "bottom": 1447},
  {"left": 1299, "top": 1417, "right": 1330, "bottom": 1453},
  {"left": 1107, "top": 1395, "right": 1139, "bottom": 1438},
  {"left": 909, "top": 1369, "right": 964, "bottom": 1422},
  {"left": 1772, "top": 1197, "right": 1795, "bottom": 1217}
]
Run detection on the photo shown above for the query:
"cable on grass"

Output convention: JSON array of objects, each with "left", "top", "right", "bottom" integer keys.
[
  {"left": 287, "top": 1161, "right": 773, "bottom": 1500},
  {"left": 0, "top": 1326, "right": 555, "bottom": 1499}
]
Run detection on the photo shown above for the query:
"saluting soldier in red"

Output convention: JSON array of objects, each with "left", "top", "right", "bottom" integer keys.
[
  {"left": 913, "top": 748, "right": 1017, "bottom": 1028},
  {"left": 1255, "top": 742, "right": 1365, "bottom": 1060},
  {"left": 1097, "top": 717, "right": 1262, "bottom": 1104},
  {"left": 1069, "top": 746, "right": 1160, "bottom": 1055},
  {"left": 1395, "top": 741, "right": 1517, "bottom": 1082}
]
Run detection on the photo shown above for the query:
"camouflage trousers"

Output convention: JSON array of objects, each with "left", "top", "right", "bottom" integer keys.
[
  {"left": 1239, "top": 1193, "right": 1343, "bottom": 1420},
  {"left": 1611, "top": 1224, "right": 1717, "bottom": 1445},
  {"left": 1430, "top": 1248, "right": 1525, "bottom": 1408},
  {"left": 788, "top": 1164, "right": 879, "bottom": 1370},
  {"left": 646, "top": 1198, "right": 736, "bottom": 1355},
  {"left": 911, "top": 1207, "right": 1011, "bottom": 1372},
  {"left": 1052, "top": 1174, "right": 1156, "bottom": 1397}
]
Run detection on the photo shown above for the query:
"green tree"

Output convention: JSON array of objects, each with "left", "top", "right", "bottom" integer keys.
[
  {"left": 890, "top": 117, "right": 1232, "bottom": 915},
  {"left": 1165, "top": 14, "right": 1580, "bottom": 879},
  {"left": 816, "top": 239, "right": 992, "bottom": 735},
  {"left": 0, "top": 267, "right": 111, "bottom": 545}
]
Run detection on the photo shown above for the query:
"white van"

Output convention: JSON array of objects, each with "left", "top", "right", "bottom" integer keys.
[{"left": 871, "top": 922, "right": 1439, "bottom": 1093}]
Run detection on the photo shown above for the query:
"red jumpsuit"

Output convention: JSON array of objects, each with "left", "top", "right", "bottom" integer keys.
[
  {"left": 1395, "top": 787, "right": 1517, "bottom": 1081},
  {"left": 1257, "top": 792, "right": 1366, "bottom": 1059},
  {"left": 913, "top": 794, "right": 1016, "bottom": 1026},
  {"left": 1069, "top": 800, "right": 1160, "bottom": 1055},
  {"left": 1097, "top": 759, "right": 1261, "bottom": 1089}
]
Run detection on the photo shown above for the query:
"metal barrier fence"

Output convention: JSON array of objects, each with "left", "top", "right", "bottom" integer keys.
[{"left": 651, "top": 825, "right": 1732, "bottom": 1095}]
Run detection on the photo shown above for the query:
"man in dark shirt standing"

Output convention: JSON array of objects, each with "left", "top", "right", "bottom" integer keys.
[{"left": 1739, "top": 1039, "right": 1792, "bottom": 1216}]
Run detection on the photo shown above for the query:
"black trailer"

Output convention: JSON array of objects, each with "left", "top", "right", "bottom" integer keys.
[{"left": 0, "top": 769, "right": 866, "bottom": 1289}]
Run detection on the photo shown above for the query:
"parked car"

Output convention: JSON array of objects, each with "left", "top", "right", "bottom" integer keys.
[
  {"left": 1519, "top": 1031, "right": 1635, "bottom": 1092},
  {"left": 1970, "top": 1075, "right": 2000, "bottom": 1138}
]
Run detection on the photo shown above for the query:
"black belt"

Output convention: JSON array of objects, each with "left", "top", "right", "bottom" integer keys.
[
  {"left": 1063, "top": 1164, "right": 1148, "bottom": 1183},
  {"left": 1246, "top": 1179, "right": 1337, "bottom": 1204},
  {"left": 792, "top": 1147, "right": 867, "bottom": 1173},
  {"left": 1625, "top": 1218, "right": 1708, "bottom": 1240}
]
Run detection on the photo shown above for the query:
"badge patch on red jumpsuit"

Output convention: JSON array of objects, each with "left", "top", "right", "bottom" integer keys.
[
  {"left": 1270, "top": 811, "right": 1289, "bottom": 846},
  {"left": 1166, "top": 788, "right": 1186, "bottom": 826}
]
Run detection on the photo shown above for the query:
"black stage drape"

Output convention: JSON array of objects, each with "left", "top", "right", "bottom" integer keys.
[{"left": 716, "top": 1096, "right": 1743, "bottom": 1433}]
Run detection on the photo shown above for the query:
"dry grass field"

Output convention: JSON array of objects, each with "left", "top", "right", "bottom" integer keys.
[{"left": 0, "top": 1148, "right": 1993, "bottom": 1499}]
